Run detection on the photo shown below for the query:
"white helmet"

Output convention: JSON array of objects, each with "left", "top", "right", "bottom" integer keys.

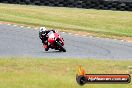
[{"left": 39, "top": 27, "right": 46, "bottom": 32}]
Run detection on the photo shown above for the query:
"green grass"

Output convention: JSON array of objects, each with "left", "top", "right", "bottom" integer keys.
[
  {"left": 0, "top": 3, "right": 132, "bottom": 37},
  {"left": 0, "top": 4, "right": 132, "bottom": 87},
  {"left": 0, "top": 57, "right": 131, "bottom": 88}
]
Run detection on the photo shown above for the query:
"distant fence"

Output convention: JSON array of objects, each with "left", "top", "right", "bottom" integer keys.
[{"left": 0, "top": 0, "right": 132, "bottom": 11}]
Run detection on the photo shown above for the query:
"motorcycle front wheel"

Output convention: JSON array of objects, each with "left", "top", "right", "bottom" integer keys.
[{"left": 56, "top": 42, "right": 66, "bottom": 52}]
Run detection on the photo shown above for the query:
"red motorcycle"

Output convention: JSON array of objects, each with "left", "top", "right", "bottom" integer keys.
[{"left": 44, "top": 31, "right": 66, "bottom": 52}]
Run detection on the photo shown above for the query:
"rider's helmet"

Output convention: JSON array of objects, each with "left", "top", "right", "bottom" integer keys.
[
  {"left": 55, "top": 30, "right": 58, "bottom": 33},
  {"left": 39, "top": 27, "right": 47, "bottom": 38},
  {"left": 39, "top": 27, "right": 47, "bottom": 33}
]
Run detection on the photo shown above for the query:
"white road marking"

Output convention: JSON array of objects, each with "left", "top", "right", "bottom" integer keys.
[
  {"left": 20, "top": 26, "right": 24, "bottom": 28},
  {"left": 89, "top": 36, "right": 93, "bottom": 38},
  {"left": 7, "top": 24, "right": 11, "bottom": 25},
  {"left": 68, "top": 33, "right": 72, "bottom": 35},
  {"left": 82, "top": 35, "right": 87, "bottom": 37},
  {"left": 34, "top": 28, "right": 38, "bottom": 30},
  {"left": 121, "top": 40, "right": 125, "bottom": 42},
  {"left": 96, "top": 37, "right": 100, "bottom": 38},
  {"left": 14, "top": 25, "right": 17, "bottom": 27},
  {"left": 75, "top": 34, "right": 79, "bottom": 36},
  {"left": 1, "top": 23, "right": 132, "bottom": 44},
  {"left": 27, "top": 27, "right": 31, "bottom": 29},
  {"left": 127, "top": 41, "right": 132, "bottom": 43}
]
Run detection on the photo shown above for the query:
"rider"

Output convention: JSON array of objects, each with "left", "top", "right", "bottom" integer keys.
[{"left": 39, "top": 27, "right": 56, "bottom": 51}]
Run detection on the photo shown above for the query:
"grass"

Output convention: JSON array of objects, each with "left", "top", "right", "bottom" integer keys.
[
  {"left": 0, "top": 57, "right": 131, "bottom": 88},
  {"left": 0, "top": 3, "right": 132, "bottom": 88},
  {"left": 0, "top": 3, "right": 132, "bottom": 37}
]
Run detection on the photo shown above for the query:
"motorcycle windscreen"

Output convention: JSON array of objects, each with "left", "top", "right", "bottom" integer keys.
[{"left": 48, "top": 32, "right": 55, "bottom": 44}]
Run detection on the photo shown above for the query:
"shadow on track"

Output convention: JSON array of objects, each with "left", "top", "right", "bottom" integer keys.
[{"left": 43, "top": 50, "right": 63, "bottom": 53}]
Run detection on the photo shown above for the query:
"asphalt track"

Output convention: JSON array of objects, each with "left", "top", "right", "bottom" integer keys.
[{"left": 0, "top": 24, "right": 132, "bottom": 59}]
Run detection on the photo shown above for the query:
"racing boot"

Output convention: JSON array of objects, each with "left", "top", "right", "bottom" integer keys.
[{"left": 43, "top": 42, "right": 49, "bottom": 51}]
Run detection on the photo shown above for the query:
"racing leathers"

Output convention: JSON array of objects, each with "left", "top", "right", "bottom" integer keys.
[{"left": 39, "top": 30, "right": 55, "bottom": 50}]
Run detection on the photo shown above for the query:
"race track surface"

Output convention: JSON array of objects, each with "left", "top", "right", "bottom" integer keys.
[{"left": 0, "top": 24, "right": 132, "bottom": 59}]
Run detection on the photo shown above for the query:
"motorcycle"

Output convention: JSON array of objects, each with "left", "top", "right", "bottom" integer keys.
[{"left": 44, "top": 31, "right": 66, "bottom": 52}]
